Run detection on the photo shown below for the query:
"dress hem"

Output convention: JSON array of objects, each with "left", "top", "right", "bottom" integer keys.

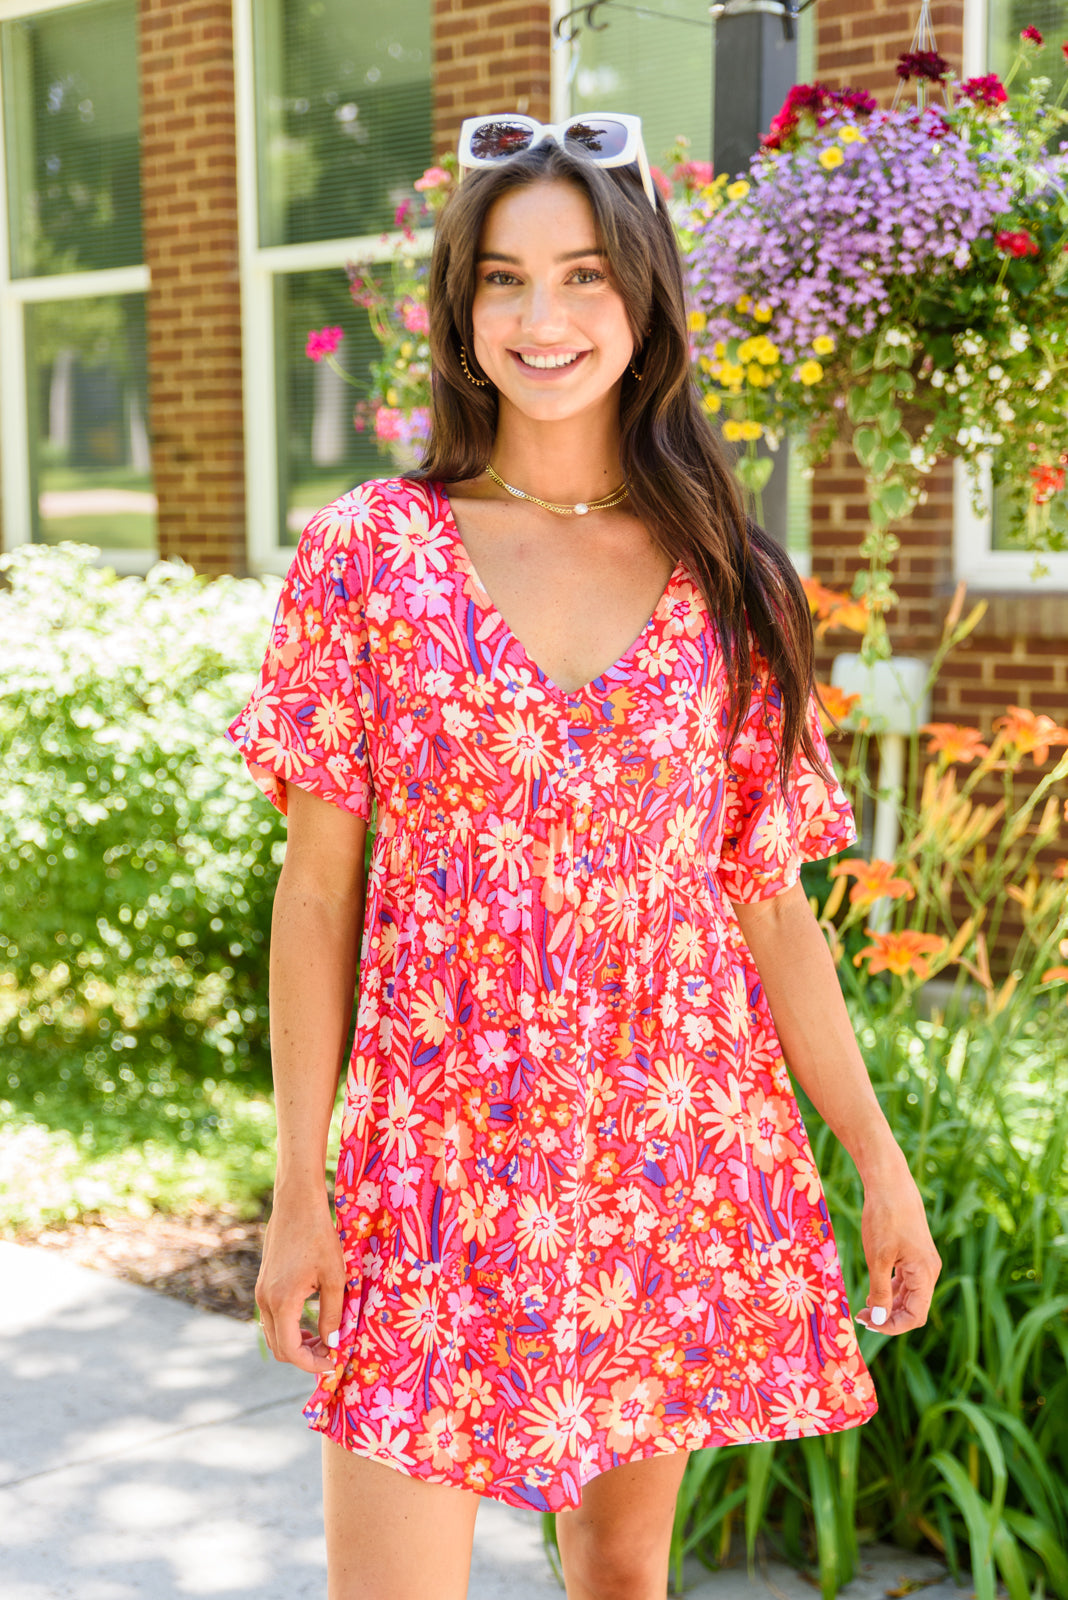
[{"left": 306, "top": 1395, "right": 879, "bottom": 1513}]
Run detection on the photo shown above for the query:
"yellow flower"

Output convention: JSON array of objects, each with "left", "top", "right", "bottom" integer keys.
[
  {"left": 839, "top": 126, "right": 867, "bottom": 145},
  {"left": 747, "top": 363, "right": 770, "bottom": 387},
  {"left": 737, "top": 338, "right": 756, "bottom": 363},
  {"left": 753, "top": 337, "right": 778, "bottom": 365},
  {"left": 718, "top": 361, "right": 745, "bottom": 386},
  {"left": 753, "top": 302, "right": 773, "bottom": 323},
  {"left": 688, "top": 309, "right": 707, "bottom": 333},
  {"left": 712, "top": 339, "right": 727, "bottom": 358},
  {"left": 738, "top": 420, "right": 764, "bottom": 440},
  {"left": 698, "top": 354, "right": 714, "bottom": 373},
  {"left": 386, "top": 387, "right": 399, "bottom": 405},
  {"left": 727, "top": 179, "right": 750, "bottom": 201},
  {"left": 797, "top": 359, "right": 824, "bottom": 386},
  {"left": 818, "top": 146, "right": 844, "bottom": 170},
  {"left": 702, "top": 392, "right": 722, "bottom": 413},
  {"left": 734, "top": 294, "right": 753, "bottom": 314},
  {"left": 722, "top": 419, "right": 745, "bottom": 442},
  {"left": 812, "top": 334, "right": 836, "bottom": 356}
]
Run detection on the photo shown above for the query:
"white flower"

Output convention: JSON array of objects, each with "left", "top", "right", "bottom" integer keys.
[
  {"left": 1035, "top": 369, "right": 1052, "bottom": 391},
  {"left": 931, "top": 370, "right": 946, "bottom": 389},
  {"left": 987, "top": 365, "right": 1005, "bottom": 382},
  {"left": 884, "top": 328, "right": 911, "bottom": 348},
  {"left": 1008, "top": 328, "right": 1029, "bottom": 353},
  {"left": 953, "top": 247, "right": 970, "bottom": 268},
  {"left": 953, "top": 364, "right": 972, "bottom": 385},
  {"left": 995, "top": 400, "right": 1015, "bottom": 423}
]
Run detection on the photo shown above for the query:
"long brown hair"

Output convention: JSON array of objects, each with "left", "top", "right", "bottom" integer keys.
[{"left": 409, "top": 141, "right": 822, "bottom": 784}]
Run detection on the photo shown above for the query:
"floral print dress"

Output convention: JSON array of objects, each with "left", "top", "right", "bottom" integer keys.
[{"left": 228, "top": 476, "right": 878, "bottom": 1512}]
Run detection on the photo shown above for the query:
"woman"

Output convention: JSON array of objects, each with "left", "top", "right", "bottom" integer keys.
[{"left": 230, "top": 114, "right": 941, "bottom": 1600}]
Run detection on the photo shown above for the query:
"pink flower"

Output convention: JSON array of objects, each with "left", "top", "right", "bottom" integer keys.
[
  {"left": 306, "top": 326, "right": 343, "bottom": 362},
  {"left": 373, "top": 406, "right": 405, "bottom": 442},
  {"left": 649, "top": 166, "right": 674, "bottom": 201},
  {"left": 673, "top": 159, "right": 714, "bottom": 189},
  {"left": 959, "top": 74, "right": 1009, "bottom": 106},
  {"left": 995, "top": 228, "right": 1039, "bottom": 257},
  {"left": 394, "top": 199, "right": 412, "bottom": 229},
  {"left": 414, "top": 166, "right": 452, "bottom": 192},
  {"left": 1021, "top": 25, "right": 1043, "bottom": 46},
  {"left": 401, "top": 299, "right": 430, "bottom": 336}
]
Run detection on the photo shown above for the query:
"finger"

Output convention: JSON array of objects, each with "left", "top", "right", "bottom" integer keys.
[
  {"left": 270, "top": 1296, "right": 327, "bottom": 1373},
  {"left": 860, "top": 1259, "right": 895, "bottom": 1330},
  {"left": 317, "top": 1267, "right": 346, "bottom": 1355}
]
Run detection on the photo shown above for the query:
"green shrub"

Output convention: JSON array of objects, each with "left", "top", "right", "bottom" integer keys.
[{"left": 0, "top": 543, "right": 285, "bottom": 1144}]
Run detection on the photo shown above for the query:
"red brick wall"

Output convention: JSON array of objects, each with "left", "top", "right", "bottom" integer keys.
[
  {"left": 139, "top": 0, "right": 246, "bottom": 576},
  {"left": 432, "top": 0, "right": 552, "bottom": 157}
]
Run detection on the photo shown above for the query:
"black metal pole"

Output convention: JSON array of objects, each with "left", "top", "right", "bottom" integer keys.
[{"left": 711, "top": 1, "right": 799, "bottom": 548}]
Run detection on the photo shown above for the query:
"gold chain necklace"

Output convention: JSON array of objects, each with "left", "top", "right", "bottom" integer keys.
[{"left": 484, "top": 463, "right": 629, "bottom": 517}]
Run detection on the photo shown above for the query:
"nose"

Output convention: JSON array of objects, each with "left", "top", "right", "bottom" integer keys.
[{"left": 520, "top": 279, "right": 568, "bottom": 339}]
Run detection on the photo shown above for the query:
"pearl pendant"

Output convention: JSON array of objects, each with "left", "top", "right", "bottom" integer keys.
[{"left": 574, "top": 502, "right": 589, "bottom": 515}]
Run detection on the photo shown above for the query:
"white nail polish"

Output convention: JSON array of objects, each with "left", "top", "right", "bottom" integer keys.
[
  {"left": 871, "top": 1305, "right": 888, "bottom": 1326},
  {"left": 326, "top": 1329, "right": 340, "bottom": 1348}
]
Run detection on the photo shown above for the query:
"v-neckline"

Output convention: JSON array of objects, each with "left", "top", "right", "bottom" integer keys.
[{"left": 434, "top": 482, "right": 683, "bottom": 702}]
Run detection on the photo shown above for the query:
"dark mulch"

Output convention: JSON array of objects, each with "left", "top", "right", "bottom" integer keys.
[{"left": 22, "top": 1208, "right": 268, "bottom": 1320}]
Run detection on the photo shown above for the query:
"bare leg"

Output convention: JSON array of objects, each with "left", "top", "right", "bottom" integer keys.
[
  {"left": 322, "top": 1438, "right": 480, "bottom": 1600},
  {"left": 555, "top": 1450, "right": 692, "bottom": 1600}
]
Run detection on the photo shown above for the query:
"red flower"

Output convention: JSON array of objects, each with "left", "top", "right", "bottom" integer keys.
[
  {"left": 1030, "top": 464, "right": 1066, "bottom": 504},
  {"left": 1063, "top": 43, "right": 1068, "bottom": 63},
  {"left": 1021, "top": 25, "right": 1043, "bottom": 46},
  {"left": 896, "top": 50, "right": 949, "bottom": 82},
  {"left": 995, "top": 229, "right": 1040, "bottom": 257},
  {"left": 959, "top": 74, "right": 1009, "bottom": 106}
]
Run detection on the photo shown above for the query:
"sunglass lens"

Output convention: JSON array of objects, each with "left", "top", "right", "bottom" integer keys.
[
  {"left": 563, "top": 118, "right": 630, "bottom": 158},
  {"left": 469, "top": 120, "right": 536, "bottom": 160}
]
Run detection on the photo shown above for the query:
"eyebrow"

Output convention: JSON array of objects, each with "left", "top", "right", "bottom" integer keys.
[{"left": 475, "top": 248, "right": 604, "bottom": 264}]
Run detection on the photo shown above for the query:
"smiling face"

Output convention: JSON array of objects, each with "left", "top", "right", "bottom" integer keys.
[{"left": 470, "top": 179, "right": 637, "bottom": 430}]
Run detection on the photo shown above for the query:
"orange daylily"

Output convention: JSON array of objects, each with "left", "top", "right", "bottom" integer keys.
[
  {"left": 816, "top": 682, "right": 862, "bottom": 729},
  {"left": 993, "top": 706, "right": 1068, "bottom": 765},
  {"left": 854, "top": 929, "right": 948, "bottom": 980},
  {"left": 801, "top": 577, "right": 870, "bottom": 637},
  {"left": 1042, "top": 939, "right": 1068, "bottom": 986},
  {"left": 830, "top": 858, "right": 915, "bottom": 907},
  {"left": 921, "top": 723, "right": 990, "bottom": 765}
]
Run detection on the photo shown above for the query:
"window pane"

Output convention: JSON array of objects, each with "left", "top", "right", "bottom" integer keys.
[
  {"left": 254, "top": 0, "right": 432, "bottom": 248},
  {"left": 2, "top": 0, "right": 141, "bottom": 278},
  {"left": 989, "top": 1, "right": 1068, "bottom": 90},
  {"left": 567, "top": 0, "right": 714, "bottom": 166},
  {"left": 276, "top": 267, "right": 412, "bottom": 548},
  {"left": 25, "top": 293, "right": 156, "bottom": 550}
]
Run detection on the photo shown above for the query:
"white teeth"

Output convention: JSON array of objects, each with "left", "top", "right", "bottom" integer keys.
[{"left": 518, "top": 351, "right": 581, "bottom": 369}]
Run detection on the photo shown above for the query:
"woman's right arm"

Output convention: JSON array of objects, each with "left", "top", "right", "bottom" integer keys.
[{"left": 255, "top": 781, "right": 368, "bottom": 1375}]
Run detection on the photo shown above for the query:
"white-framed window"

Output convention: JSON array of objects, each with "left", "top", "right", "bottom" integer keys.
[
  {"left": 953, "top": 459, "right": 1068, "bottom": 591},
  {"left": 955, "top": 0, "right": 1068, "bottom": 590},
  {"left": 0, "top": 0, "right": 154, "bottom": 574},
  {"left": 233, "top": 0, "right": 432, "bottom": 575}
]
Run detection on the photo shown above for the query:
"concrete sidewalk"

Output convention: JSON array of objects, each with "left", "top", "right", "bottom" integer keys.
[{"left": 0, "top": 1242, "right": 975, "bottom": 1600}]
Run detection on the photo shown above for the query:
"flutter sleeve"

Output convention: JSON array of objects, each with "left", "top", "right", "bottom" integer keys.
[
  {"left": 716, "top": 649, "right": 856, "bottom": 905},
  {"left": 226, "top": 502, "right": 374, "bottom": 820}
]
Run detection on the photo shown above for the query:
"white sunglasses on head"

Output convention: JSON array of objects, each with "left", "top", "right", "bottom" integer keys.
[{"left": 457, "top": 112, "right": 658, "bottom": 212}]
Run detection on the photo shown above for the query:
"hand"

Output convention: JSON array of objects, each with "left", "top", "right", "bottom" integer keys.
[
  {"left": 854, "top": 1166, "right": 942, "bottom": 1336},
  {"left": 255, "top": 1193, "right": 346, "bottom": 1375}
]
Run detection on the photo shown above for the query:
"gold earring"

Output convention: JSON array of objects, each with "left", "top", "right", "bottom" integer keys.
[
  {"left": 629, "top": 354, "right": 644, "bottom": 381},
  {"left": 459, "top": 345, "right": 490, "bottom": 387}
]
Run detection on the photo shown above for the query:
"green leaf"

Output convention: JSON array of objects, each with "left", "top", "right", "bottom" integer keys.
[
  {"left": 887, "top": 431, "right": 913, "bottom": 462},
  {"left": 853, "top": 427, "right": 879, "bottom": 467},
  {"left": 930, "top": 1450, "right": 997, "bottom": 1600},
  {"left": 871, "top": 448, "right": 892, "bottom": 477},
  {"left": 992, "top": 1524, "right": 1033, "bottom": 1600},
  {"left": 877, "top": 482, "right": 912, "bottom": 520},
  {"left": 801, "top": 1438, "right": 840, "bottom": 1600},
  {"left": 879, "top": 405, "right": 902, "bottom": 435},
  {"left": 734, "top": 455, "right": 774, "bottom": 493},
  {"left": 851, "top": 345, "right": 872, "bottom": 375},
  {"left": 745, "top": 1443, "right": 776, "bottom": 1574},
  {"left": 1002, "top": 1509, "right": 1068, "bottom": 1594},
  {"left": 868, "top": 370, "right": 893, "bottom": 400}
]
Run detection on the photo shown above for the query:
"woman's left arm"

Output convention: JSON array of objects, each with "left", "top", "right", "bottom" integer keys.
[{"left": 732, "top": 880, "right": 942, "bottom": 1337}]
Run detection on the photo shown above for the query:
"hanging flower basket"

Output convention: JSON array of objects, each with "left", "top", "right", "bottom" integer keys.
[{"left": 681, "top": 32, "right": 1068, "bottom": 636}]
